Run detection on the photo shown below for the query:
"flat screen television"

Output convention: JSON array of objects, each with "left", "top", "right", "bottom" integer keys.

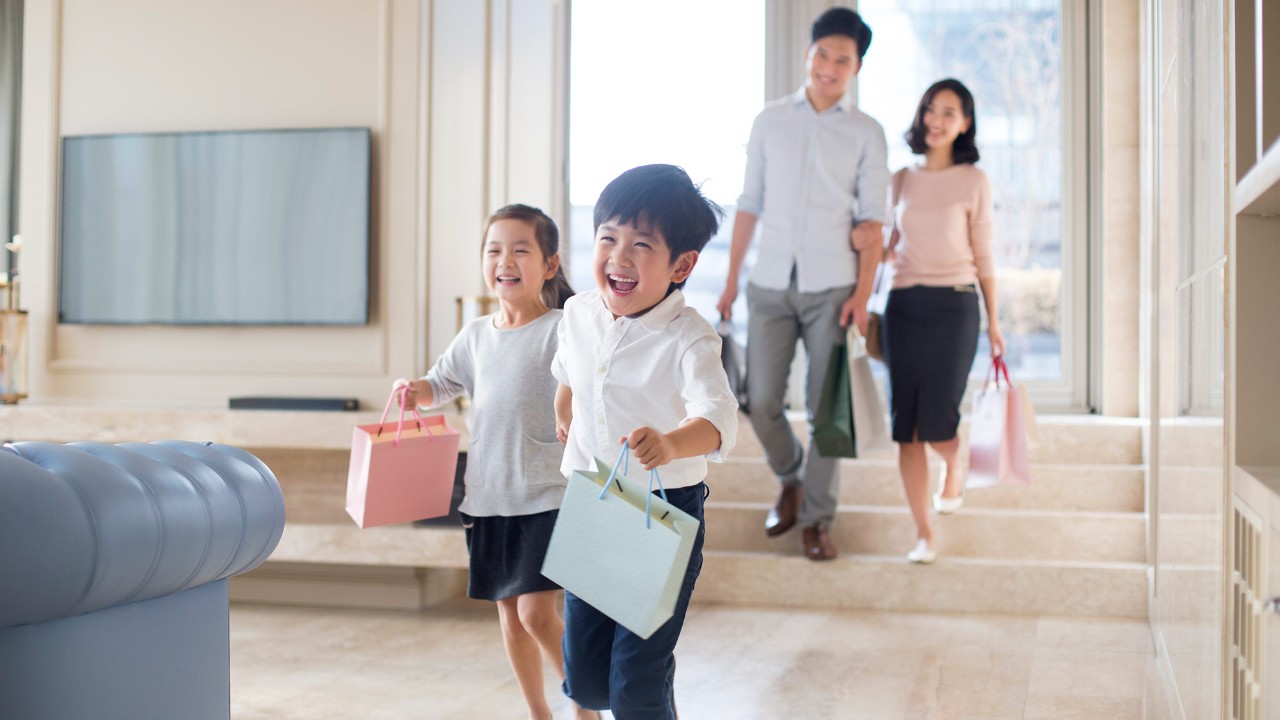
[{"left": 58, "top": 127, "right": 371, "bottom": 325}]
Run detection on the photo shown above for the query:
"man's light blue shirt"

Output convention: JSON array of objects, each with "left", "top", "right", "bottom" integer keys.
[{"left": 737, "top": 88, "right": 890, "bottom": 293}]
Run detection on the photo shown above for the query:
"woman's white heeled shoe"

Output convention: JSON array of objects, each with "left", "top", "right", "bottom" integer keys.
[
  {"left": 933, "top": 465, "right": 965, "bottom": 515},
  {"left": 907, "top": 539, "right": 937, "bottom": 564}
]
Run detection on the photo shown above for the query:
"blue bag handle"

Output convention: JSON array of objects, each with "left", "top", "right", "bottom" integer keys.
[{"left": 599, "top": 441, "right": 670, "bottom": 529}]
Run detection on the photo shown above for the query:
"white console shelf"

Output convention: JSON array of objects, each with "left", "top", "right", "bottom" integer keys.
[{"left": 0, "top": 404, "right": 471, "bottom": 451}]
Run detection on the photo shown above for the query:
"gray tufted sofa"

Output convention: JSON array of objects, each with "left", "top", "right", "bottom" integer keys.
[{"left": 0, "top": 441, "right": 285, "bottom": 720}]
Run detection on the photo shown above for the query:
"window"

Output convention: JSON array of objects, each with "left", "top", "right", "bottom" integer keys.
[
  {"left": 567, "top": 0, "right": 765, "bottom": 326},
  {"left": 858, "top": 0, "right": 1088, "bottom": 407}
]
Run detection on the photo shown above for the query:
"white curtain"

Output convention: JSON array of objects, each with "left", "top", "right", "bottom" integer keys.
[{"left": 1, "top": 0, "right": 21, "bottom": 275}]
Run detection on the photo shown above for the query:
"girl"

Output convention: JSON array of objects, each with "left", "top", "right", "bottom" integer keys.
[
  {"left": 880, "top": 79, "right": 1004, "bottom": 564},
  {"left": 396, "top": 204, "right": 596, "bottom": 720}
]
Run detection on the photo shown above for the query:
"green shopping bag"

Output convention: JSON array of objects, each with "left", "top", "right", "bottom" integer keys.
[
  {"left": 541, "top": 444, "right": 700, "bottom": 639},
  {"left": 813, "top": 341, "right": 856, "bottom": 458}
]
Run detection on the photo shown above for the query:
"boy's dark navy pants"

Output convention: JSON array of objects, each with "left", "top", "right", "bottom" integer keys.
[{"left": 561, "top": 482, "right": 707, "bottom": 720}]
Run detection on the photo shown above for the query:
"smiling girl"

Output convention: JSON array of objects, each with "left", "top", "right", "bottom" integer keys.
[{"left": 396, "top": 204, "right": 596, "bottom": 720}]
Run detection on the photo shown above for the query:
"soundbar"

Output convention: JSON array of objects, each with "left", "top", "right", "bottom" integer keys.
[{"left": 229, "top": 396, "right": 359, "bottom": 412}]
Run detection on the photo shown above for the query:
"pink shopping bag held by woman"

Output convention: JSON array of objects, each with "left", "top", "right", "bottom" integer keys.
[{"left": 967, "top": 357, "right": 1031, "bottom": 488}]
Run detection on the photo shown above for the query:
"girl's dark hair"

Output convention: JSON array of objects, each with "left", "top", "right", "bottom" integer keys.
[
  {"left": 484, "top": 204, "right": 575, "bottom": 309},
  {"left": 904, "top": 78, "right": 980, "bottom": 165}
]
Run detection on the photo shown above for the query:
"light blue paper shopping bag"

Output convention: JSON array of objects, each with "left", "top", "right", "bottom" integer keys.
[{"left": 541, "top": 446, "right": 700, "bottom": 639}]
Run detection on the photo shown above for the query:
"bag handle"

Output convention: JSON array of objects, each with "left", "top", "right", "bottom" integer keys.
[
  {"left": 981, "top": 356, "right": 1014, "bottom": 389},
  {"left": 377, "top": 385, "right": 429, "bottom": 446},
  {"left": 599, "top": 441, "right": 670, "bottom": 529}
]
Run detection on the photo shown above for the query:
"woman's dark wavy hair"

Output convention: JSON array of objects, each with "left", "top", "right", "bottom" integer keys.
[
  {"left": 484, "top": 204, "right": 575, "bottom": 309},
  {"left": 904, "top": 78, "right": 980, "bottom": 165}
]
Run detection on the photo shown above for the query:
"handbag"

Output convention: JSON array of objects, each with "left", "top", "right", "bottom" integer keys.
[
  {"left": 812, "top": 341, "right": 856, "bottom": 458},
  {"left": 718, "top": 318, "right": 749, "bottom": 414},
  {"left": 966, "top": 357, "right": 1031, "bottom": 488},
  {"left": 847, "top": 325, "right": 892, "bottom": 455},
  {"left": 541, "top": 444, "right": 701, "bottom": 639},
  {"left": 346, "top": 386, "right": 461, "bottom": 528}
]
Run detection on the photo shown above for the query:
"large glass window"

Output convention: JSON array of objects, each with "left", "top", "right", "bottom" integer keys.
[
  {"left": 567, "top": 0, "right": 764, "bottom": 325},
  {"left": 858, "top": 0, "right": 1075, "bottom": 390}
]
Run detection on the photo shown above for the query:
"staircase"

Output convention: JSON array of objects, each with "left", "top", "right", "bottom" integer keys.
[
  {"left": 696, "top": 416, "right": 1148, "bottom": 618},
  {"left": 242, "top": 414, "right": 1149, "bottom": 619}
]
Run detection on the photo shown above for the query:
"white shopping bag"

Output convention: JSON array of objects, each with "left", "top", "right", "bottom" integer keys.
[
  {"left": 541, "top": 447, "right": 700, "bottom": 639},
  {"left": 847, "top": 325, "right": 892, "bottom": 455}
]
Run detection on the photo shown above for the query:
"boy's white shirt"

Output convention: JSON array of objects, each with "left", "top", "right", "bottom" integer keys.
[{"left": 552, "top": 288, "right": 739, "bottom": 489}]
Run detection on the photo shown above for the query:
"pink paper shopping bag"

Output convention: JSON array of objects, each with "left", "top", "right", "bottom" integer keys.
[
  {"left": 967, "top": 357, "right": 1031, "bottom": 488},
  {"left": 346, "top": 387, "right": 460, "bottom": 528}
]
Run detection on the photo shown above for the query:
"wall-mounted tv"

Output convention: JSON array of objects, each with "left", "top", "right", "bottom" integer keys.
[{"left": 58, "top": 127, "right": 371, "bottom": 325}]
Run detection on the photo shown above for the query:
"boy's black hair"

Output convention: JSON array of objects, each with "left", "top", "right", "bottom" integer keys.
[
  {"left": 905, "top": 78, "right": 981, "bottom": 165},
  {"left": 592, "top": 164, "right": 723, "bottom": 290},
  {"left": 811, "top": 7, "right": 872, "bottom": 60}
]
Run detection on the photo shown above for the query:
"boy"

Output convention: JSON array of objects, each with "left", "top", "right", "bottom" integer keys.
[{"left": 552, "top": 164, "right": 738, "bottom": 719}]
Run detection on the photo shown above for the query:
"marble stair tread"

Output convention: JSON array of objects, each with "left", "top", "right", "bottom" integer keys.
[
  {"left": 269, "top": 522, "right": 468, "bottom": 568},
  {"left": 698, "top": 551, "right": 1148, "bottom": 618},
  {"left": 731, "top": 415, "right": 1143, "bottom": 466},
  {"left": 707, "top": 458, "right": 1144, "bottom": 512},
  {"left": 702, "top": 503, "right": 1145, "bottom": 563}
]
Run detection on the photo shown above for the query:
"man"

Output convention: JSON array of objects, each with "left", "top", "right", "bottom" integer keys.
[{"left": 716, "top": 6, "right": 888, "bottom": 561}]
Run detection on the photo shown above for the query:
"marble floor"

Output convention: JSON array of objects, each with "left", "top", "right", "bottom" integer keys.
[{"left": 230, "top": 599, "right": 1174, "bottom": 720}]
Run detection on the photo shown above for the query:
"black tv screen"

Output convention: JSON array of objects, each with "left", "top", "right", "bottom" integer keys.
[{"left": 58, "top": 127, "right": 371, "bottom": 325}]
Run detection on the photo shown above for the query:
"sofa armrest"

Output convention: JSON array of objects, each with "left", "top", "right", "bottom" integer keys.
[{"left": 0, "top": 441, "right": 285, "bottom": 627}]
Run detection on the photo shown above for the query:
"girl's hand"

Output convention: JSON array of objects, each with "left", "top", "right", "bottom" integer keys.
[
  {"left": 556, "top": 419, "right": 571, "bottom": 443},
  {"left": 624, "top": 427, "right": 676, "bottom": 470},
  {"left": 392, "top": 378, "right": 431, "bottom": 409},
  {"left": 988, "top": 326, "right": 1006, "bottom": 358}
]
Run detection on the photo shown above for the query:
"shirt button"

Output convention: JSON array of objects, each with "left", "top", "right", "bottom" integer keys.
[
  {"left": 598, "top": 364, "right": 607, "bottom": 373},
  {"left": 597, "top": 415, "right": 605, "bottom": 425}
]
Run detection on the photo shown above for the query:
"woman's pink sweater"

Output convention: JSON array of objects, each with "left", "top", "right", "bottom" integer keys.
[{"left": 889, "top": 164, "right": 995, "bottom": 289}]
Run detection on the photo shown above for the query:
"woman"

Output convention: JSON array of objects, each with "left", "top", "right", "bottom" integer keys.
[{"left": 883, "top": 79, "right": 1004, "bottom": 563}]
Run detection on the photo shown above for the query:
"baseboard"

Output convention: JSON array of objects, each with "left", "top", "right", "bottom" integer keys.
[{"left": 230, "top": 562, "right": 467, "bottom": 611}]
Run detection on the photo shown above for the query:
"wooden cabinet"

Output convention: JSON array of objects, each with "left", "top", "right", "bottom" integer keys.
[{"left": 1229, "top": 1, "right": 1280, "bottom": 717}]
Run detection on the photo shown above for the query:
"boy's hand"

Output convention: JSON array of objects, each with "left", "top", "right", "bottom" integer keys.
[
  {"left": 555, "top": 384, "right": 574, "bottom": 443},
  {"left": 624, "top": 427, "right": 676, "bottom": 470}
]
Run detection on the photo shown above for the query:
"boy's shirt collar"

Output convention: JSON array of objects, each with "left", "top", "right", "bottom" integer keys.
[{"left": 590, "top": 288, "right": 686, "bottom": 333}]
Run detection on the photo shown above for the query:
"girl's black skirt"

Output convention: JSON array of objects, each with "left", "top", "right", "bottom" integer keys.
[
  {"left": 461, "top": 508, "right": 562, "bottom": 602},
  {"left": 883, "top": 284, "right": 981, "bottom": 444}
]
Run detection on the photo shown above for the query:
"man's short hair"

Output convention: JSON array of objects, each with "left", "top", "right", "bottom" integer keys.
[
  {"left": 811, "top": 7, "right": 872, "bottom": 60},
  {"left": 593, "top": 165, "right": 723, "bottom": 289}
]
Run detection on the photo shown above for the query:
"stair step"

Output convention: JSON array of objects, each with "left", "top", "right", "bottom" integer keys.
[
  {"left": 702, "top": 504, "right": 1145, "bottom": 564},
  {"left": 731, "top": 415, "right": 1143, "bottom": 466},
  {"left": 698, "top": 552, "right": 1148, "bottom": 618},
  {"left": 707, "top": 458, "right": 1143, "bottom": 512}
]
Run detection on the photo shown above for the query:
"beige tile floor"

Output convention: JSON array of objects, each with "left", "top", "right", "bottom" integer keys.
[{"left": 230, "top": 599, "right": 1174, "bottom": 720}]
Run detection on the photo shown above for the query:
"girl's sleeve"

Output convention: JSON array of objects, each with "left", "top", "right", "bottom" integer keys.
[
  {"left": 550, "top": 309, "right": 570, "bottom": 386},
  {"left": 970, "top": 170, "right": 996, "bottom": 279},
  {"left": 677, "top": 332, "right": 739, "bottom": 462},
  {"left": 424, "top": 324, "right": 475, "bottom": 407}
]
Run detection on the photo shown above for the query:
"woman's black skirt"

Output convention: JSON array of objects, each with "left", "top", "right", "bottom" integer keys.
[
  {"left": 461, "top": 508, "right": 562, "bottom": 602},
  {"left": 883, "top": 284, "right": 981, "bottom": 443}
]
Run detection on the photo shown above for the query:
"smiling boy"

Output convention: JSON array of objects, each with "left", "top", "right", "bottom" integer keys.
[{"left": 551, "top": 164, "right": 738, "bottom": 719}]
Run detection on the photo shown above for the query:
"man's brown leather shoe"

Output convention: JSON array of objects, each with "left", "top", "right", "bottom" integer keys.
[
  {"left": 764, "top": 484, "right": 803, "bottom": 537},
  {"left": 802, "top": 523, "right": 838, "bottom": 561}
]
